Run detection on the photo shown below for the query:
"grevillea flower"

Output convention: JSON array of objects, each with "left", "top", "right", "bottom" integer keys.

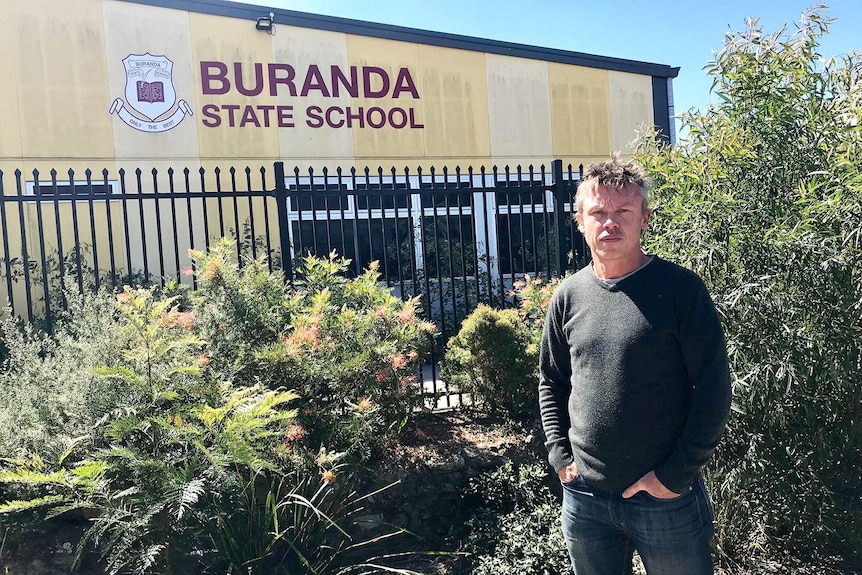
[
  {"left": 116, "top": 291, "right": 133, "bottom": 304},
  {"left": 407, "top": 349, "right": 419, "bottom": 361},
  {"left": 202, "top": 259, "right": 222, "bottom": 281},
  {"left": 373, "top": 306, "right": 388, "bottom": 318},
  {"left": 321, "top": 470, "right": 337, "bottom": 484},
  {"left": 391, "top": 353, "right": 409, "bottom": 369},
  {"left": 159, "top": 314, "right": 175, "bottom": 327},
  {"left": 375, "top": 369, "right": 389, "bottom": 383},
  {"left": 284, "top": 424, "right": 305, "bottom": 443},
  {"left": 398, "top": 374, "right": 418, "bottom": 391},
  {"left": 295, "top": 326, "right": 319, "bottom": 349},
  {"left": 397, "top": 305, "right": 415, "bottom": 324},
  {"left": 181, "top": 266, "right": 194, "bottom": 277},
  {"left": 175, "top": 311, "right": 195, "bottom": 329},
  {"left": 356, "top": 398, "right": 373, "bottom": 412},
  {"left": 196, "top": 354, "right": 211, "bottom": 367}
]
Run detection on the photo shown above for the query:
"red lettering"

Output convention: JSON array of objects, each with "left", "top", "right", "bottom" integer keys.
[
  {"left": 392, "top": 68, "right": 420, "bottom": 99},
  {"left": 306, "top": 105, "right": 324, "bottom": 128},
  {"left": 409, "top": 107, "right": 424, "bottom": 129},
  {"left": 325, "top": 106, "right": 344, "bottom": 128},
  {"left": 301, "top": 65, "right": 331, "bottom": 97},
  {"left": 223, "top": 104, "right": 240, "bottom": 127},
  {"left": 201, "top": 104, "right": 221, "bottom": 127},
  {"left": 257, "top": 105, "right": 275, "bottom": 127},
  {"left": 363, "top": 67, "right": 389, "bottom": 98},
  {"left": 201, "top": 61, "right": 229, "bottom": 95},
  {"left": 268, "top": 63, "right": 297, "bottom": 96},
  {"left": 239, "top": 105, "right": 260, "bottom": 127},
  {"left": 367, "top": 107, "right": 386, "bottom": 129},
  {"left": 277, "top": 105, "right": 295, "bottom": 128},
  {"left": 388, "top": 107, "right": 408, "bottom": 129},
  {"left": 234, "top": 62, "right": 264, "bottom": 97},
  {"left": 346, "top": 106, "right": 364, "bottom": 128},
  {"left": 331, "top": 66, "right": 358, "bottom": 98}
]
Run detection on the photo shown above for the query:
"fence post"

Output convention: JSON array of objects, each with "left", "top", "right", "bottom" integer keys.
[
  {"left": 273, "top": 161, "right": 293, "bottom": 282},
  {"left": 552, "top": 159, "right": 567, "bottom": 277}
]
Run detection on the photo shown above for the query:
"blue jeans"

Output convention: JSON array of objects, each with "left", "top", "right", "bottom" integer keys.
[{"left": 561, "top": 475, "right": 715, "bottom": 575}]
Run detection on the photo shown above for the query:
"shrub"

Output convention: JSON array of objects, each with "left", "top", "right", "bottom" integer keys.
[
  {"left": 0, "top": 281, "right": 420, "bottom": 574},
  {"left": 0, "top": 286, "right": 130, "bottom": 460},
  {"left": 441, "top": 305, "right": 535, "bottom": 418},
  {"left": 465, "top": 460, "right": 570, "bottom": 575},
  {"left": 190, "top": 242, "right": 436, "bottom": 462},
  {"left": 634, "top": 6, "right": 862, "bottom": 565},
  {"left": 441, "top": 275, "right": 564, "bottom": 419}
]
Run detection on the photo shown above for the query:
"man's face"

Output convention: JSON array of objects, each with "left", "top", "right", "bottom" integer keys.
[{"left": 575, "top": 183, "right": 651, "bottom": 271}]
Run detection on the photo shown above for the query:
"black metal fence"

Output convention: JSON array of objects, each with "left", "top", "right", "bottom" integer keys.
[{"left": 0, "top": 159, "right": 586, "bottom": 403}]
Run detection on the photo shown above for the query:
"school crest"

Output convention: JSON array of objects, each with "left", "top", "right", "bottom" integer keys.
[{"left": 109, "top": 53, "right": 192, "bottom": 133}]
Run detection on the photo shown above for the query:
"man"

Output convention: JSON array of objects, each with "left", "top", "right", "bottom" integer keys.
[{"left": 538, "top": 155, "right": 731, "bottom": 575}]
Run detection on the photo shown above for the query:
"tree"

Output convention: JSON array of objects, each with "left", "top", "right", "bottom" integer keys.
[{"left": 635, "top": 5, "right": 862, "bottom": 568}]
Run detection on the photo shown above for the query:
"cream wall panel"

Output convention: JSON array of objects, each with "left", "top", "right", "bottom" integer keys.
[
  {"left": 0, "top": 1, "right": 22, "bottom": 160},
  {"left": 416, "top": 45, "right": 490, "bottom": 163},
  {"left": 272, "top": 26, "right": 355, "bottom": 162},
  {"left": 11, "top": 0, "right": 115, "bottom": 160},
  {"left": 103, "top": 1, "right": 200, "bottom": 162},
  {"left": 549, "top": 63, "right": 612, "bottom": 163},
  {"left": 346, "top": 35, "right": 425, "bottom": 162},
  {"left": 190, "top": 13, "right": 280, "bottom": 161},
  {"left": 486, "top": 54, "right": 552, "bottom": 164},
  {"left": 608, "top": 70, "right": 654, "bottom": 155}
]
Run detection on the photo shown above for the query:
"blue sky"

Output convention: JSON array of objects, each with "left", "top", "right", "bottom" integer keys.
[{"left": 232, "top": 0, "right": 862, "bottom": 137}]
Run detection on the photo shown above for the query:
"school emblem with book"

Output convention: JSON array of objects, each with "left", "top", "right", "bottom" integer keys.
[{"left": 109, "top": 53, "right": 192, "bottom": 133}]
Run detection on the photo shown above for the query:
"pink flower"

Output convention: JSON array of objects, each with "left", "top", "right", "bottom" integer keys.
[
  {"left": 391, "top": 353, "right": 409, "bottom": 369},
  {"left": 397, "top": 305, "right": 415, "bottom": 324},
  {"left": 196, "top": 354, "right": 211, "bottom": 367},
  {"left": 181, "top": 266, "right": 194, "bottom": 277},
  {"left": 202, "top": 259, "right": 222, "bottom": 281},
  {"left": 374, "top": 306, "right": 388, "bottom": 318},
  {"left": 175, "top": 311, "right": 195, "bottom": 329},
  {"left": 116, "top": 291, "right": 133, "bottom": 304},
  {"left": 284, "top": 424, "right": 306, "bottom": 443},
  {"left": 375, "top": 369, "right": 389, "bottom": 383}
]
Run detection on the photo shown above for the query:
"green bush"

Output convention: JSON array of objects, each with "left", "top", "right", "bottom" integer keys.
[
  {"left": 635, "top": 6, "right": 862, "bottom": 565},
  {"left": 0, "top": 287, "right": 130, "bottom": 460},
  {"left": 465, "top": 460, "right": 569, "bottom": 575},
  {"left": 0, "top": 247, "right": 433, "bottom": 574},
  {"left": 441, "top": 305, "right": 536, "bottom": 418},
  {"left": 190, "top": 242, "right": 436, "bottom": 462},
  {"left": 441, "top": 276, "right": 563, "bottom": 419}
]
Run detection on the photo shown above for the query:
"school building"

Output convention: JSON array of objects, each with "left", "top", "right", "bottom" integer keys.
[{"left": 0, "top": 0, "right": 679, "bottom": 327}]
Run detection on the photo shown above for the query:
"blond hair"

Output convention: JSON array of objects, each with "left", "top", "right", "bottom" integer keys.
[{"left": 576, "top": 153, "right": 650, "bottom": 212}]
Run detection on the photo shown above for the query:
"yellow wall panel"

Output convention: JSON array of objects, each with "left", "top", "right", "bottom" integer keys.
[
  {"left": 416, "top": 44, "right": 490, "bottom": 163},
  {"left": 608, "top": 70, "right": 654, "bottom": 155},
  {"left": 549, "top": 63, "right": 612, "bottom": 163},
  {"left": 11, "top": 0, "right": 115, "bottom": 160},
  {"left": 272, "top": 26, "right": 355, "bottom": 162},
  {"left": 0, "top": 1, "right": 22, "bottom": 160},
  {"left": 346, "top": 35, "right": 425, "bottom": 162},
  {"left": 190, "top": 13, "right": 280, "bottom": 161},
  {"left": 486, "top": 54, "right": 552, "bottom": 164},
  {"left": 103, "top": 1, "right": 201, "bottom": 162}
]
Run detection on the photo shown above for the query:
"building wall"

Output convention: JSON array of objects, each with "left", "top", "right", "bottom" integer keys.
[
  {"left": 0, "top": 0, "right": 673, "bottom": 316},
  {"left": 0, "top": 0, "right": 661, "bottom": 175}
]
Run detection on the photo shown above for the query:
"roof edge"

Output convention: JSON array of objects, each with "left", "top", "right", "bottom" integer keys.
[{"left": 118, "top": 0, "right": 680, "bottom": 79}]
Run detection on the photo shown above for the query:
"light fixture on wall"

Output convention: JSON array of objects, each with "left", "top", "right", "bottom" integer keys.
[{"left": 255, "top": 12, "right": 275, "bottom": 35}]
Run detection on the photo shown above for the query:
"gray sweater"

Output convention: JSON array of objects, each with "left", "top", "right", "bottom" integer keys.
[{"left": 538, "top": 257, "right": 731, "bottom": 493}]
